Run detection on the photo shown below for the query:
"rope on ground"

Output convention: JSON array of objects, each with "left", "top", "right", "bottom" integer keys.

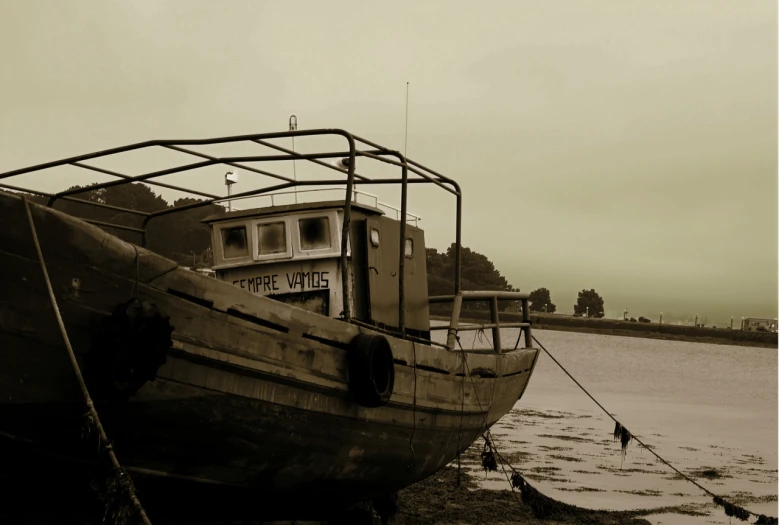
[
  {"left": 531, "top": 333, "right": 777, "bottom": 524},
  {"left": 23, "top": 197, "right": 152, "bottom": 525}
]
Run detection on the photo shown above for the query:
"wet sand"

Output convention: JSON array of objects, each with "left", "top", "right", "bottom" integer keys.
[
  {"left": 427, "top": 327, "right": 778, "bottom": 525},
  {"left": 397, "top": 449, "right": 691, "bottom": 525}
]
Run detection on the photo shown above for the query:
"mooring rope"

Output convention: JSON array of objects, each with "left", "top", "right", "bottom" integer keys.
[
  {"left": 130, "top": 244, "right": 140, "bottom": 300},
  {"left": 408, "top": 340, "right": 417, "bottom": 466},
  {"left": 22, "top": 197, "right": 152, "bottom": 525},
  {"left": 530, "top": 333, "right": 776, "bottom": 524},
  {"left": 456, "top": 344, "right": 466, "bottom": 486}
]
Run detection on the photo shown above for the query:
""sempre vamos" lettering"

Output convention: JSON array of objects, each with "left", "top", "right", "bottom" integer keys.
[{"left": 233, "top": 271, "right": 330, "bottom": 293}]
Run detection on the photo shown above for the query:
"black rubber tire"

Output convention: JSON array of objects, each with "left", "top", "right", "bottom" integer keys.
[
  {"left": 347, "top": 334, "right": 395, "bottom": 408},
  {"left": 85, "top": 299, "right": 174, "bottom": 401}
]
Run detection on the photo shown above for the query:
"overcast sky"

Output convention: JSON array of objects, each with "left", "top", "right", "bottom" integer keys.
[{"left": 1, "top": 1, "right": 776, "bottom": 324}]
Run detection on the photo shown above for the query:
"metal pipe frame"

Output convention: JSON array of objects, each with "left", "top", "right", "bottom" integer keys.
[
  {"left": 429, "top": 322, "right": 531, "bottom": 331},
  {"left": 429, "top": 291, "right": 530, "bottom": 303},
  {"left": 430, "top": 290, "right": 533, "bottom": 352},
  {"left": 0, "top": 129, "right": 464, "bottom": 337}
]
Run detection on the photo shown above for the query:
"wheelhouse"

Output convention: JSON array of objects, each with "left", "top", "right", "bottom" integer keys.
[{"left": 203, "top": 200, "right": 430, "bottom": 339}]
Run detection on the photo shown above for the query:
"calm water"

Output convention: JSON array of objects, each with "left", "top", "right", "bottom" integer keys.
[{"left": 431, "top": 326, "right": 778, "bottom": 523}]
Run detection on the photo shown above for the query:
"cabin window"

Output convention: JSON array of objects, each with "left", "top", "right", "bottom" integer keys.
[
  {"left": 258, "top": 222, "right": 287, "bottom": 255},
  {"left": 405, "top": 238, "right": 413, "bottom": 258},
  {"left": 221, "top": 226, "right": 249, "bottom": 259},
  {"left": 370, "top": 228, "right": 380, "bottom": 247},
  {"left": 299, "top": 216, "right": 331, "bottom": 251}
]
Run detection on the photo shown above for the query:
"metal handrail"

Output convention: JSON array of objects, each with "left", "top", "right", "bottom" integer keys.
[
  {"left": 431, "top": 291, "right": 532, "bottom": 352},
  {"left": 429, "top": 291, "right": 530, "bottom": 303},
  {"left": 225, "top": 187, "right": 422, "bottom": 226}
]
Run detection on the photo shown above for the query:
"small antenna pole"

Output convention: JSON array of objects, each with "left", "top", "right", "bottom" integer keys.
[
  {"left": 404, "top": 82, "right": 410, "bottom": 158},
  {"left": 225, "top": 171, "right": 238, "bottom": 212},
  {"left": 289, "top": 115, "right": 298, "bottom": 204}
]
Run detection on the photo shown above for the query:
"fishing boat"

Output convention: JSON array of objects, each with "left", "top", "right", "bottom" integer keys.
[{"left": 0, "top": 129, "right": 539, "bottom": 522}]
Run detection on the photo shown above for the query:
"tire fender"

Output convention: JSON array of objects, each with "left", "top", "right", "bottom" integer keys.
[
  {"left": 85, "top": 299, "right": 174, "bottom": 401},
  {"left": 347, "top": 334, "right": 395, "bottom": 408}
]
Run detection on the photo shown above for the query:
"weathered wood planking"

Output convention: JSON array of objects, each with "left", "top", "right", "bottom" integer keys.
[{"left": 0, "top": 191, "right": 540, "bottom": 499}]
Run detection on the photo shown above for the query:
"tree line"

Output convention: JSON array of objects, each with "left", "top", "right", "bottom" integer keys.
[
  {"left": 22, "top": 183, "right": 223, "bottom": 265},
  {"left": 426, "top": 247, "right": 605, "bottom": 317}
]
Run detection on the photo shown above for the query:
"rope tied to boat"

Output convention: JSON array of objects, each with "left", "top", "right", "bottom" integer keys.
[
  {"left": 130, "top": 244, "right": 140, "bottom": 299},
  {"left": 455, "top": 334, "right": 466, "bottom": 487},
  {"left": 22, "top": 197, "right": 152, "bottom": 525},
  {"left": 408, "top": 340, "right": 417, "bottom": 470}
]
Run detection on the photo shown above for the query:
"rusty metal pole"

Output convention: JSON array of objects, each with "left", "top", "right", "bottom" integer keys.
[
  {"left": 522, "top": 298, "right": 532, "bottom": 348},
  {"left": 339, "top": 136, "right": 357, "bottom": 321},
  {"left": 289, "top": 115, "right": 298, "bottom": 204},
  {"left": 447, "top": 293, "right": 463, "bottom": 351},
  {"left": 490, "top": 296, "right": 501, "bottom": 353}
]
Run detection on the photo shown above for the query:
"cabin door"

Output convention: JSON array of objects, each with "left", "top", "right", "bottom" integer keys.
[{"left": 365, "top": 217, "right": 400, "bottom": 328}]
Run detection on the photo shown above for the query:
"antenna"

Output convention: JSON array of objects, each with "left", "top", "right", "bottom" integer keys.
[
  {"left": 404, "top": 82, "right": 409, "bottom": 158},
  {"left": 289, "top": 115, "right": 298, "bottom": 204},
  {"left": 225, "top": 171, "right": 239, "bottom": 212}
]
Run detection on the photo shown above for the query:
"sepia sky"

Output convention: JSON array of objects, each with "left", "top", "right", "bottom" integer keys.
[{"left": 1, "top": 1, "right": 776, "bottom": 324}]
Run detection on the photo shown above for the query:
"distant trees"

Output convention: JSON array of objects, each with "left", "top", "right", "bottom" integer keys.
[
  {"left": 426, "top": 245, "right": 517, "bottom": 310},
  {"left": 573, "top": 289, "right": 605, "bottom": 318},
  {"left": 21, "top": 183, "right": 224, "bottom": 264},
  {"left": 528, "top": 288, "right": 556, "bottom": 313},
  {"left": 638, "top": 316, "right": 651, "bottom": 323}
]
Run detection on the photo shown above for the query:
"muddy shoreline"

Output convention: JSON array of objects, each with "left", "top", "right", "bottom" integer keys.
[{"left": 396, "top": 441, "right": 713, "bottom": 525}]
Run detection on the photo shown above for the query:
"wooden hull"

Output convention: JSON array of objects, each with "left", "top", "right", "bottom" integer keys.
[{"left": 0, "top": 191, "right": 539, "bottom": 507}]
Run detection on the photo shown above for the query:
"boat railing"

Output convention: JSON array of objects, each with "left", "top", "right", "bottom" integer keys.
[
  {"left": 0, "top": 129, "right": 463, "bottom": 338},
  {"left": 352, "top": 189, "right": 422, "bottom": 226},
  {"left": 228, "top": 187, "right": 421, "bottom": 226},
  {"left": 428, "top": 291, "right": 532, "bottom": 353}
]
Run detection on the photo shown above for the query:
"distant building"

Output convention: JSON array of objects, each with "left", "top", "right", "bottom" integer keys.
[{"left": 741, "top": 318, "right": 778, "bottom": 333}]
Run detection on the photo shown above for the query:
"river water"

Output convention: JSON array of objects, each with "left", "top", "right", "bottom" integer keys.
[{"left": 431, "top": 326, "right": 778, "bottom": 523}]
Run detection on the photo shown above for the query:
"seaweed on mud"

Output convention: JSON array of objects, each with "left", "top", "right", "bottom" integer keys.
[
  {"left": 538, "top": 445, "right": 574, "bottom": 452},
  {"left": 501, "top": 450, "right": 533, "bottom": 463},
  {"left": 514, "top": 409, "right": 570, "bottom": 419},
  {"left": 688, "top": 467, "right": 730, "bottom": 480},
  {"left": 398, "top": 466, "right": 653, "bottom": 525},
  {"left": 537, "top": 434, "right": 592, "bottom": 444},
  {"left": 699, "top": 468, "right": 721, "bottom": 479},
  {"left": 617, "top": 489, "right": 662, "bottom": 497},
  {"left": 510, "top": 471, "right": 649, "bottom": 523},
  {"left": 549, "top": 454, "right": 585, "bottom": 463},
  {"left": 712, "top": 496, "right": 750, "bottom": 521},
  {"left": 613, "top": 421, "right": 633, "bottom": 461},
  {"left": 530, "top": 466, "right": 562, "bottom": 474},
  {"left": 559, "top": 486, "right": 606, "bottom": 493}
]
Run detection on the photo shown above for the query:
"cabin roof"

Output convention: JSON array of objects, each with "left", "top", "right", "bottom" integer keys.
[{"left": 201, "top": 200, "right": 385, "bottom": 224}]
